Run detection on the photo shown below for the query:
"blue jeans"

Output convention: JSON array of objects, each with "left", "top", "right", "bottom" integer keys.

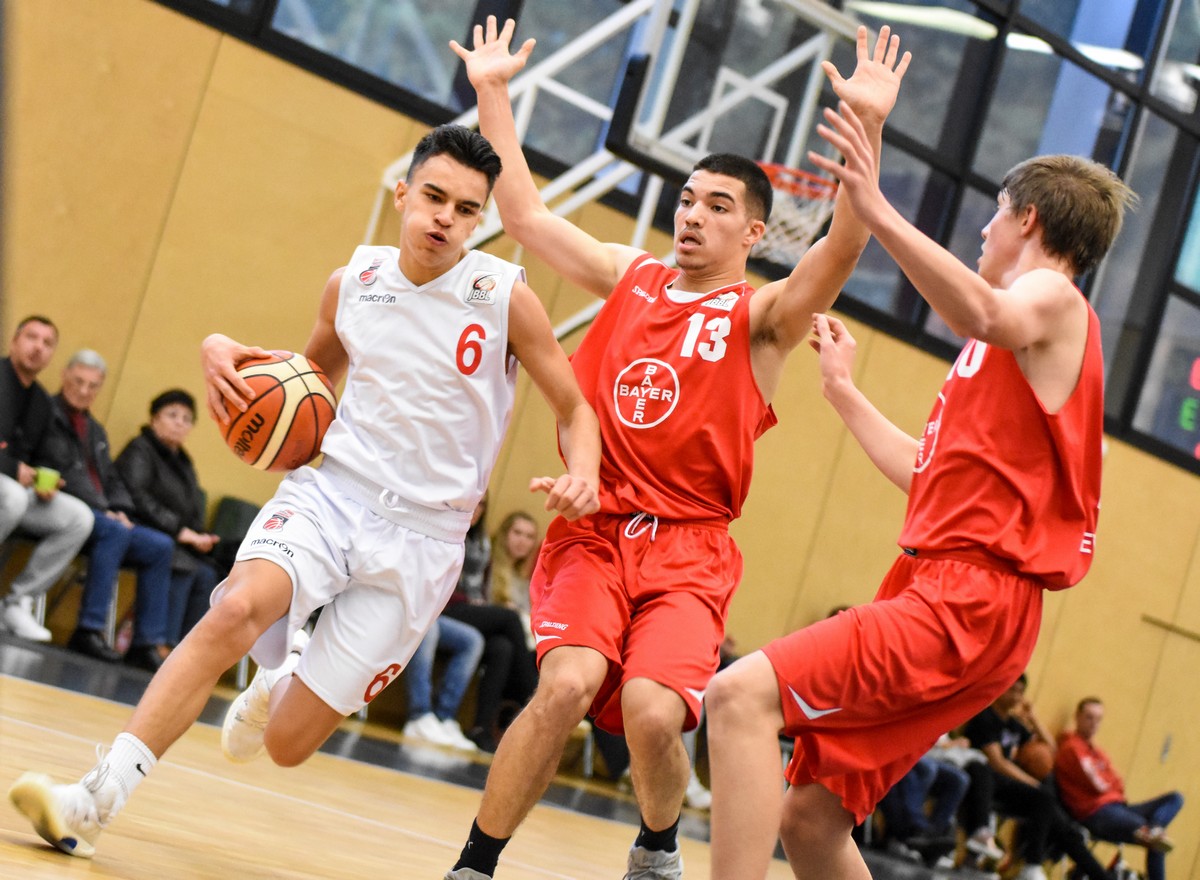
[
  {"left": 1085, "top": 792, "right": 1184, "bottom": 880},
  {"left": 883, "top": 755, "right": 970, "bottom": 839},
  {"left": 167, "top": 558, "right": 220, "bottom": 645},
  {"left": 405, "top": 615, "right": 484, "bottom": 720},
  {"left": 81, "top": 512, "right": 173, "bottom": 647}
]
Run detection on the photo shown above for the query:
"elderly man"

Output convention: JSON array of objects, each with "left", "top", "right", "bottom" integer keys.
[
  {"left": 1055, "top": 697, "right": 1184, "bottom": 880},
  {"left": 36, "top": 349, "right": 173, "bottom": 670},
  {"left": 0, "top": 316, "right": 93, "bottom": 641}
]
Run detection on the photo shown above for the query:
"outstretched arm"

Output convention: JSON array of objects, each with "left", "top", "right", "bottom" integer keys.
[
  {"left": 452, "top": 17, "right": 640, "bottom": 298},
  {"left": 507, "top": 281, "right": 601, "bottom": 520},
  {"left": 811, "top": 313, "right": 917, "bottom": 493},
  {"left": 752, "top": 26, "right": 911, "bottom": 359},
  {"left": 809, "top": 100, "right": 1079, "bottom": 350}
]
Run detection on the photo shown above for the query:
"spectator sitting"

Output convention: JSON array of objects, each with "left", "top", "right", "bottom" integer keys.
[
  {"left": 879, "top": 734, "right": 971, "bottom": 865},
  {"left": 36, "top": 350, "right": 173, "bottom": 671},
  {"left": 1055, "top": 697, "right": 1183, "bottom": 880},
  {"left": 0, "top": 316, "right": 93, "bottom": 641},
  {"left": 402, "top": 615, "right": 485, "bottom": 752},
  {"left": 115, "top": 389, "right": 222, "bottom": 648},
  {"left": 964, "top": 674, "right": 1115, "bottom": 880},
  {"left": 488, "top": 510, "right": 539, "bottom": 641},
  {"left": 442, "top": 498, "right": 537, "bottom": 752}
]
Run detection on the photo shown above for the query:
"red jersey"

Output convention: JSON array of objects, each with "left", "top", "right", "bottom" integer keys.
[
  {"left": 897, "top": 299, "right": 1103, "bottom": 588},
  {"left": 569, "top": 254, "right": 777, "bottom": 520},
  {"left": 1054, "top": 731, "right": 1126, "bottom": 820}
]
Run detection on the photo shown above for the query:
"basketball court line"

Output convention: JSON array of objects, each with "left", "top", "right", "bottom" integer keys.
[{"left": 0, "top": 676, "right": 628, "bottom": 880}]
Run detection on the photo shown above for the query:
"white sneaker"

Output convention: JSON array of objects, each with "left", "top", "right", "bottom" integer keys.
[
  {"left": 221, "top": 629, "right": 308, "bottom": 762},
  {"left": 624, "top": 844, "right": 683, "bottom": 880},
  {"left": 684, "top": 769, "right": 711, "bottom": 810},
  {"left": 3, "top": 597, "right": 52, "bottom": 642},
  {"left": 403, "top": 712, "right": 455, "bottom": 746},
  {"left": 439, "top": 718, "right": 479, "bottom": 752},
  {"left": 8, "top": 758, "right": 120, "bottom": 858},
  {"left": 444, "top": 870, "right": 492, "bottom": 880}
]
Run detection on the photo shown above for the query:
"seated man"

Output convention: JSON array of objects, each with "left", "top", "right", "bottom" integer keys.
[
  {"left": 0, "top": 316, "right": 93, "bottom": 641},
  {"left": 1055, "top": 697, "right": 1183, "bottom": 880},
  {"left": 965, "top": 675, "right": 1113, "bottom": 880},
  {"left": 36, "top": 350, "right": 173, "bottom": 670}
]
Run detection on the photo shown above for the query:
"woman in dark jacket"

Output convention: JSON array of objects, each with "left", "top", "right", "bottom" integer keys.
[{"left": 116, "top": 389, "right": 221, "bottom": 646}]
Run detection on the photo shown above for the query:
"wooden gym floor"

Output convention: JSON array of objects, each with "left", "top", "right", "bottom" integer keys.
[{"left": 0, "top": 635, "right": 941, "bottom": 880}]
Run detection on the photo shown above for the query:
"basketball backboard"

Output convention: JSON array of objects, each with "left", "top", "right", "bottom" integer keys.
[{"left": 607, "top": 0, "right": 861, "bottom": 181}]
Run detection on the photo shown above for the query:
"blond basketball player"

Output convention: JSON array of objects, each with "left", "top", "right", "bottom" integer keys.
[{"left": 9, "top": 124, "right": 601, "bottom": 860}]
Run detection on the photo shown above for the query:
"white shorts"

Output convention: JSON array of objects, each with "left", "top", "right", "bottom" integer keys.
[{"left": 221, "top": 462, "right": 464, "bottom": 715}]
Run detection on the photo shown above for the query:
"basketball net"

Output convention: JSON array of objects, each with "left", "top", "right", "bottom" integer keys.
[{"left": 752, "top": 162, "right": 838, "bottom": 267}]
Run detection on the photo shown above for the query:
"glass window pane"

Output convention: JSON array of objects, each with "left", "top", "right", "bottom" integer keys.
[
  {"left": 846, "top": 1, "right": 1001, "bottom": 155},
  {"left": 1154, "top": 3, "right": 1200, "bottom": 113},
  {"left": 1132, "top": 296, "right": 1200, "bottom": 463},
  {"left": 521, "top": 0, "right": 633, "bottom": 164},
  {"left": 1020, "top": 0, "right": 1159, "bottom": 85},
  {"left": 270, "top": 0, "right": 476, "bottom": 105},
  {"left": 844, "top": 151, "right": 937, "bottom": 318},
  {"left": 1090, "top": 111, "right": 1178, "bottom": 393},
  {"left": 973, "top": 40, "right": 1134, "bottom": 183}
]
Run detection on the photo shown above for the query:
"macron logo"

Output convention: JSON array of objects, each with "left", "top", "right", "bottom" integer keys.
[{"left": 788, "top": 687, "right": 842, "bottom": 720}]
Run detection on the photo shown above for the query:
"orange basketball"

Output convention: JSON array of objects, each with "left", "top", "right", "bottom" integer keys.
[
  {"left": 221, "top": 351, "right": 337, "bottom": 472},
  {"left": 1016, "top": 739, "right": 1055, "bottom": 781}
]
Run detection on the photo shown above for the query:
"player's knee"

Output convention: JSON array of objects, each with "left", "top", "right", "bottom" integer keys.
[
  {"left": 531, "top": 670, "right": 594, "bottom": 725},
  {"left": 263, "top": 730, "right": 312, "bottom": 768},
  {"left": 705, "top": 666, "right": 752, "bottom": 722}
]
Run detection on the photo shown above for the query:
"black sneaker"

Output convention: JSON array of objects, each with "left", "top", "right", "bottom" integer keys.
[{"left": 67, "top": 629, "right": 122, "bottom": 663}]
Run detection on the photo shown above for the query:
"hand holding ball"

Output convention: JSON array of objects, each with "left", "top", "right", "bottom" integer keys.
[{"left": 222, "top": 352, "right": 336, "bottom": 472}]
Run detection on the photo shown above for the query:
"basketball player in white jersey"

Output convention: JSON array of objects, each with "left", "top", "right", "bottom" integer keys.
[{"left": 9, "top": 124, "right": 601, "bottom": 861}]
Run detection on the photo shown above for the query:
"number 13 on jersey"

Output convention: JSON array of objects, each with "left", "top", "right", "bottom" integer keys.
[{"left": 680, "top": 313, "right": 730, "bottom": 362}]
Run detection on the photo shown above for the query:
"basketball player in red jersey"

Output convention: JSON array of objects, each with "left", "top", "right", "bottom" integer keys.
[
  {"left": 704, "top": 101, "right": 1136, "bottom": 877},
  {"left": 446, "top": 18, "right": 909, "bottom": 880},
  {"left": 9, "top": 125, "right": 601, "bottom": 862}
]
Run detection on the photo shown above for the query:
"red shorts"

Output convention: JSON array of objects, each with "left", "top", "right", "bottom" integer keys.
[
  {"left": 530, "top": 513, "right": 741, "bottom": 734},
  {"left": 763, "top": 551, "right": 1044, "bottom": 824}
]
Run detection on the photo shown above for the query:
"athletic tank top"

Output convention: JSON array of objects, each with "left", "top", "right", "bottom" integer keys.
[
  {"left": 897, "top": 299, "right": 1104, "bottom": 589},
  {"left": 570, "top": 254, "right": 777, "bottom": 520},
  {"left": 320, "top": 244, "right": 521, "bottom": 514}
]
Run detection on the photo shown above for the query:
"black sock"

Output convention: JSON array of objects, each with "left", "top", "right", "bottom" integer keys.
[
  {"left": 453, "top": 819, "right": 509, "bottom": 877},
  {"left": 634, "top": 815, "right": 680, "bottom": 853}
]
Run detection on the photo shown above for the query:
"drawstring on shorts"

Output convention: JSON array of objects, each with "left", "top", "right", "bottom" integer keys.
[{"left": 624, "top": 511, "right": 659, "bottom": 542}]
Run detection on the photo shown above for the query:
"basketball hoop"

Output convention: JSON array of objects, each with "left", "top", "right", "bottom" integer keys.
[{"left": 752, "top": 162, "right": 838, "bottom": 267}]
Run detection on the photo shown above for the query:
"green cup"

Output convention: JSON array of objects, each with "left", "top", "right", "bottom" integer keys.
[{"left": 34, "top": 467, "right": 60, "bottom": 492}]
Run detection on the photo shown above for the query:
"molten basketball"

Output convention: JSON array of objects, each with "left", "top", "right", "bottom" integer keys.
[{"left": 221, "top": 351, "right": 337, "bottom": 472}]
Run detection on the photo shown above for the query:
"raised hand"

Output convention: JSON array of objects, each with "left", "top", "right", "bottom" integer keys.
[
  {"left": 808, "top": 313, "right": 858, "bottom": 398},
  {"left": 450, "top": 15, "right": 536, "bottom": 90},
  {"left": 808, "top": 100, "right": 886, "bottom": 226},
  {"left": 822, "top": 25, "right": 911, "bottom": 129}
]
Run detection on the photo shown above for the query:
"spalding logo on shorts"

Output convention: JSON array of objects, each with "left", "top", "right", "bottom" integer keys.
[
  {"left": 262, "top": 509, "right": 295, "bottom": 531},
  {"left": 359, "top": 257, "right": 385, "bottom": 286}
]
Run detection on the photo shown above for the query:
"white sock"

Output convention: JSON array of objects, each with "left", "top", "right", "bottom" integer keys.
[{"left": 103, "top": 732, "right": 157, "bottom": 811}]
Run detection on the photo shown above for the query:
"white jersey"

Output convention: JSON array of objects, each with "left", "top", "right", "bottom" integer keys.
[{"left": 320, "top": 244, "right": 521, "bottom": 526}]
